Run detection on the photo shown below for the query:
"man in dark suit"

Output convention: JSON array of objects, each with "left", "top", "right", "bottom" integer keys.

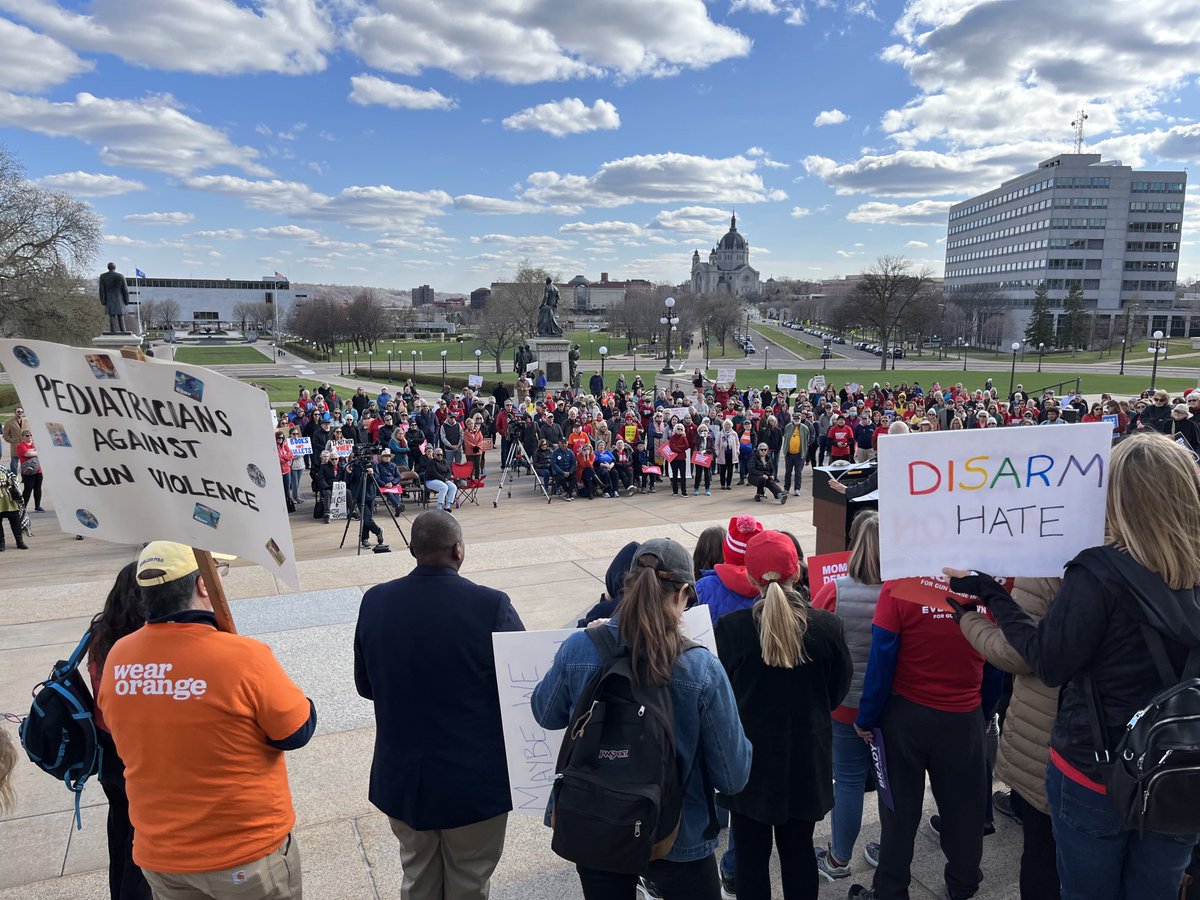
[
  {"left": 354, "top": 510, "right": 524, "bottom": 899},
  {"left": 98, "top": 262, "right": 130, "bottom": 334}
]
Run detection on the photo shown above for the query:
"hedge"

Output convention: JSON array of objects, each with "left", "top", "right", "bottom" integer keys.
[
  {"left": 284, "top": 341, "right": 331, "bottom": 362},
  {"left": 351, "top": 367, "right": 519, "bottom": 391}
]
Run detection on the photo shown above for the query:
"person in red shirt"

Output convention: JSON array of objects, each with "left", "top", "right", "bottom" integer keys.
[
  {"left": 826, "top": 415, "right": 854, "bottom": 462},
  {"left": 667, "top": 423, "right": 691, "bottom": 496},
  {"left": 848, "top": 582, "right": 993, "bottom": 900}
]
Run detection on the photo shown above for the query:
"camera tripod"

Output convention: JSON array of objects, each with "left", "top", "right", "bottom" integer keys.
[
  {"left": 339, "top": 459, "right": 410, "bottom": 554},
  {"left": 494, "top": 440, "right": 550, "bottom": 507}
]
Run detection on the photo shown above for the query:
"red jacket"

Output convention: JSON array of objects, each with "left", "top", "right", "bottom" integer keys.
[{"left": 827, "top": 425, "right": 854, "bottom": 457}]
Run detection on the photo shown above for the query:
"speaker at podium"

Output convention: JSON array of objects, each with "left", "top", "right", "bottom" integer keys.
[{"left": 812, "top": 461, "right": 878, "bottom": 555}]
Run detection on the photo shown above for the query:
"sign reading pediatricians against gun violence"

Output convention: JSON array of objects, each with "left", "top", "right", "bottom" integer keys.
[
  {"left": 493, "top": 606, "right": 716, "bottom": 815},
  {"left": 1, "top": 339, "right": 299, "bottom": 588},
  {"left": 878, "top": 423, "right": 1111, "bottom": 579}
]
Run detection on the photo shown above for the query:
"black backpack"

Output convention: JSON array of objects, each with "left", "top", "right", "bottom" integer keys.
[
  {"left": 19, "top": 629, "right": 101, "bottom": 829},
  {"left": 1086, "top": 623, "right": 1200, "bottom": 836},
  {"left": 550, "top": 626, "right": 704, "bottom": 874}
]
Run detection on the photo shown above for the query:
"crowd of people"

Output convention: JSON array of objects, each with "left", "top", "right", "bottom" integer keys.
[{"left": 5, "top": 428, "right": 1195, "bottom": 900}]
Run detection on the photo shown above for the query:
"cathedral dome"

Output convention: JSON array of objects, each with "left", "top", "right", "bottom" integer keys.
[{"left": 718, "top": 213, "right": 746, "bottom": 251}]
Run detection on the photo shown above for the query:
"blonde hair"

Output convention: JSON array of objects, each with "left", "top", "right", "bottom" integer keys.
[
  {"left": 0, "top": 725, "right": 16, "bottom": 814},
  {"left": 847, "top": 511, "right": 882, "bottom": 584},
  {"left": 1107, "top": 433, "right": 1200, "bottom": 590},
  {"left": 753, "top": 580, "right": 810, "bottom": 669}
]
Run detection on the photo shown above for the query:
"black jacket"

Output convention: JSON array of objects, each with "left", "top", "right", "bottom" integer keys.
[
  {"left": 354, "top": 566, "right": 524, "bottom": 829},
  {"left": 977, "top": 547, "right": 1200, "bottom": 782},
  {"left": 749, "top": 452, "right": 776, "bottom": 479},
  {"left": 715, "top": 606, "right": 852, "bottom": 823}
]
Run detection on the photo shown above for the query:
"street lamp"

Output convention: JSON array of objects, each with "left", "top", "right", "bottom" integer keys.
[
  {"left": 962, "top": 338, "right": 968, "bottom": 372},
  {"left": 338, "top": 349, "right": 344, "bottom": 376},
  {"left": 1150, "top": 329, "right": 1165, "bottom": 390},
  {"left": 440, "top": 348, "right": 448, "bottom": 379},
  {"left": 1008, "top": 341, "right": 1020, "bottom": 397},
  {"left": 387, "top": 350, "right": 392, "bottom": 379},
  {"left": 1118, "top": 338, "right": 1127, "bottom": 375},
  {"left": 353, "top": 350, "right": 358, "bottom": 373},
  {"left": 1037, "top": 343, "right": 1044, "bottom": 373},
  {"left": 411, "top": 349, "right": 417, "bottom": 374},
  {"left": 660, "top": 296, "right": 679, "bottom": 374},
  {"left": 599, "top": 345, "right": 608, "bottom": 382},
  {"left": 474, "top": 347, "right": 482, "bottom": 375},
  {"left": 368, "top": 349, "right": 373, "bottom": 375}
]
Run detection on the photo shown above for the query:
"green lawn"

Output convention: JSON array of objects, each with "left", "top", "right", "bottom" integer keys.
[
  {"left": 316, "top": 329, "right": 615, "bottom": 366},
  {"left": 750, "top": 323, "right": 820, "bottom": 360},
  {"left": 174, "top": 345, "right": 270, "bottom": 364},
  {"left": 239, "top": 377, "right": 329, "bottom": 406}
]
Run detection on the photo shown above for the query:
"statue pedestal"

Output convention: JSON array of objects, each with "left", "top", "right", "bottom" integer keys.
[
  {"left": 530, "top": 337, "right": 571, "bottom": 390},
  {"left": 92, "top": 332, "right": 145, "bottom": 353}
]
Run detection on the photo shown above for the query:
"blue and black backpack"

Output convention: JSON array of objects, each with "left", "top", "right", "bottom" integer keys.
[{"left": 19, "top": 629, "right": 101, "bottom": 828}]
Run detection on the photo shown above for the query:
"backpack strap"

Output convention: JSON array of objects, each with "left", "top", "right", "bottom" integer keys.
[
  {"left": 1140, "top": 623, "right": 1184, "bottom": 689},
  {"left": 585, "top": 623, "right": 621, "bottom": 662},
  {"left": 57, "top": 629, "right": 92, "bottom": 677},
  {"left": 1081, "top": 670, "right": 1110, "bottom": 764}
]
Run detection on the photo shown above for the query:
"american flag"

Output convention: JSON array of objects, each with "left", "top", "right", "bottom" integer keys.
[{"left": 274, "top": 271, "right": 286, "bottom": 280}]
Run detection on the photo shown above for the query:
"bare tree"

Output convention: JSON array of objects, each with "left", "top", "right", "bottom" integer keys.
[
  {"left": 289, "top": 295, "right": 346, "bottom": 355},
  {"left": 704, "top": 294, "right": 744, "bottom": 354},
  {"left": 849, "top": 256, "right": 934, "bottom": 370},
  {"left": 476, "top": 290, "right": 525, "bottom": 373},
  {"left": 345, "top": 289, "right": 389, "bottom": 351},
  {"left": 510, "top": 260, "right": 555, "bottom": 335},
  {"left": 153, "top": 299, "right": 181, "bottom": 329}
]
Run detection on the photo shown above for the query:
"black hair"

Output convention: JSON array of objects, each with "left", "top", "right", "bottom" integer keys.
[
  {"left": 142, "top": 573, "right": 201, "bottom": 620},
  {"left": 88, "top": 562, "right": 144, "bottom": 669}
]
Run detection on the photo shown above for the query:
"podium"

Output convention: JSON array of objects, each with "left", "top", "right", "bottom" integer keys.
[{"left": 812, "top": 462, "right": 877, "bottom": 555}]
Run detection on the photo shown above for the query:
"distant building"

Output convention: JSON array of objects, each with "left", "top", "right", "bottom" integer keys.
[
  {"left": 127, "top": 275, "right": 300, "bottom": 329},
  {"left": 488, "top": 273, "right": 653, "bottom": 313},
  {"left": 412, "top": 284, "right": 435, "bottom": 306},
  {"left": 470, "top": 287, "right": 491, "bottom": 309},
  {"left": 944, "top": 153, "right": 1188, "bottom": 342},
  {"left": 690, "top": 213, "right": 761, "bottom": 297}
]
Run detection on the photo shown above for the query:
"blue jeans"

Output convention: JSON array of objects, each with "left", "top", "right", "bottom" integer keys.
[
  {"left": 830, "top": 717, "right": 873, "bottom": 862},
  {"left": 1046, "top": 763, "right": 1198, "bottom": 900}
]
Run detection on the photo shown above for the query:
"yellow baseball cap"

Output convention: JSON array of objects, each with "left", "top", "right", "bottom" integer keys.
[{"left": 136, "top": 541, "right": 236, "bottom": 586}]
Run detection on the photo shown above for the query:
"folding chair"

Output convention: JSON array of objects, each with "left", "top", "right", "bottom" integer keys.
[{"left": 451, "top": 461, "right": 485, "bottom": 507}]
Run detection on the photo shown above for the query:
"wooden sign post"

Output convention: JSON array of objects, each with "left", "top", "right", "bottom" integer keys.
[{"left": 193, "top": 548, "right": 237, "bottom": 634}]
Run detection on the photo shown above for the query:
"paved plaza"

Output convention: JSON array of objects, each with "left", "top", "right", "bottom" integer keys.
[{"left": 0, "top": 475, "right": 1023, "bottom": 899}]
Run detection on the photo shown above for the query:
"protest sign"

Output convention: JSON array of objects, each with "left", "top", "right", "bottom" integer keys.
[
  {"left": 468, "top": 374, "right": 483, "bottom": 388},
  {"left": 1102, "top": 414, "right": 1120, "bottom": 437},
  {"left": 1, "top": 339, "right": 299, "bottom": 587},
  {"left": 808, "top": 550, "right": 850, "bottom": 599},
  {"left": 870, "top": 730, "right": 894, "bottom": 810},
  {"left": 717, "top": 368, "right": 736, "bottom": 385},
  {"left": 666, "top": 407, "right": 692, "bottom": 422},
  {"left": 890, "top": 574, "right": 1015, "bottom": 613},
  {"left": 333, "top": 441, "right": 353, "bottom": 458},
  {"left": 494, "top": 606, "right": 716, "bottom": 814},
  {"left": 808, "top": 375, "right": 826, "bottom": 392},
  {"left": 878, "top": 423, "right": 1111, "bottom": 579},
  {"left": 287, "top": 436, "right": 312, "bottom": 456},
  {"left": 691, "top": 451, "right": 712, "bottom": 469},
  {"left": 776, "top": 373, "right": 797, "bottom": 390},
  {"left": 328, "top": 481, "right": 348, "bottom": 519}
]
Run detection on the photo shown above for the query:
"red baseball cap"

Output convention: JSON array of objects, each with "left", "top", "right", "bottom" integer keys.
[{"left": 744, "top": 531, "right": 800, "bottom": 586}]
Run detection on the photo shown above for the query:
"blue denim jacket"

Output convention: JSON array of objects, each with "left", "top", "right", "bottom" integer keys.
[{"left": 531, "top": 620, "right": 753, "bottom": 862}]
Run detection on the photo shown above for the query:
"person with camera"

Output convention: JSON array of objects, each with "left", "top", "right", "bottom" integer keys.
[{"left": 348, "top": 454, "right": 385, "bottom": 549}]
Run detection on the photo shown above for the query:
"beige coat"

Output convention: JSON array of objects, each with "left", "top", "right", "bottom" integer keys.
[
  {"left": 959, "top": 577, "right": 1061, "bottom": 814},
  {"left": 3, "top": 415, "right": 26, "bottom": 453}
]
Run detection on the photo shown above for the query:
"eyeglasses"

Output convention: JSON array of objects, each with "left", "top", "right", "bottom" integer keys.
[{"left": 215, "top": 562, "right": 230, "bottom": 577}]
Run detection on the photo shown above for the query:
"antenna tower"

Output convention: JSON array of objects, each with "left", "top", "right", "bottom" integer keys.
[{"left": 1071, "top": 109, "right": 1088, "bottom": 153}]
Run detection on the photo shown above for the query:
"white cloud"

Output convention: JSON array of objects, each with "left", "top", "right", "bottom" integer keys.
[
  {"left": 836, "top": 249, "right": 864, "bottom": 258},
  {"left": 346, "top": 0, "right": 750, "bottom": 84},
  {"left": 0, "top": 16, "right": 91, "bottom": 91},
  {"left": 1, "top": 0, "right": 332, "bottom": 75},
  {"left": 730, "top": 0, "right": 807, "bottom": 25},
  {"left": 186, "top": 228, "right": 245, "bottom": 240},
  {"left": 470, "top": 233, "right": 576, "bottom": 252},
  {"left": 813, "top": 108, "right": 848, "bottom": 127},
  {"left": 102, "top": 234, "right": 145, "bottom": 246},
  {"left": 35, "top": 171, "right": 144, "bottom": 197},
  {"left": 124, "top": 211, "right": 194, "bottom": 225},
  {"left": 183, "top": 175, "right": 454, "bottom": 230},
  {"left": 651, "top": 206, "right": 731, "bottom": 237},
  {"left": 522, "top": 152, "right": 787, "bottom": 208},
  {"left": 845, "top": 200, "right": 954, "bottom": 225},
  {"left": 744, "top": 146, "right": 789, "bottom": 168},
  {"left": 790, "top": 206, "right": 812, "bottom": 218},
  {"left": 502, "top": 98, "right": 620, "bottom": 137},
  {"left": 905, "top": 240, "right": 928, "bottom": 248},
  {"left": 0, "top": 91, "right": 269, "bottom": 176},
  {"left": 348, "top": 74, "right": 457, "bottom": 110},
  {"left": 881, "top": 0, "right": 1200, "bottom": 148},
  {"left": 452, "top": 194, "right": 583, "bottom": 215},
  {"left": 252, "top": 225, "right": 321, "bottom": 240}
]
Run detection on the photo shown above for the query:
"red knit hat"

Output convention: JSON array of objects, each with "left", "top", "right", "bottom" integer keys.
[
  {"left": 744, "top": 531, "right": 800, "bottom": 586},
  {"left": 723, "top": 515, "right": 764, "bottom": 566}
]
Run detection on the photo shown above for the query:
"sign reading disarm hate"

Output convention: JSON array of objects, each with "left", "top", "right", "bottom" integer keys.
[
  {"left": 878, "top": 423, "right": 1111, "bottom": 579},
  {"left": 1, "top": 339, "right": 299, "bottom": 587}
]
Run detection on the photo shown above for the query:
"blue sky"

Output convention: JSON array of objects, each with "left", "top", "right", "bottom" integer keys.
[{"left": 1, "top": 0, "right": 1198, "bottom": 293}]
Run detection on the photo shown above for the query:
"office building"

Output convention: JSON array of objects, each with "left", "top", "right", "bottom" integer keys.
[
  {"left": 126, "top": 275, "right": 299, "bottom": 330},
  {"left": 944, "top": 153, "right": 1187, "bottom": 344},
  {"left": 412, "top": 284, "right": 435, "bottom": 306}
]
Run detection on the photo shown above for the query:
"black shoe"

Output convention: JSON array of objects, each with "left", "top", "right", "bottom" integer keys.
[
  {"left": 34, "top": 507, "right": 45, "bottom": 512},
  {"left": 323, "top": 516, "right": 330, "bottom": 524},
  {"left": 0, "top": 543, "right": 5, "bottom": 552},
  {"left": 848, "top": 886, "right": 877, "bottom": 899},
  {"left": 993, "top": 789, "right": 1021, "bottom": 824},
  {"left": 15, "top": 541, "right": 28, "bottom": 549},
  {"left": 360, "top": 540, "right": 372, "bottom": 549}
]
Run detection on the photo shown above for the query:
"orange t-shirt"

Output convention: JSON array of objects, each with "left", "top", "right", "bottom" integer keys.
[{"left": 97, "top": 622, "right": 311, "bottom": 873}]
